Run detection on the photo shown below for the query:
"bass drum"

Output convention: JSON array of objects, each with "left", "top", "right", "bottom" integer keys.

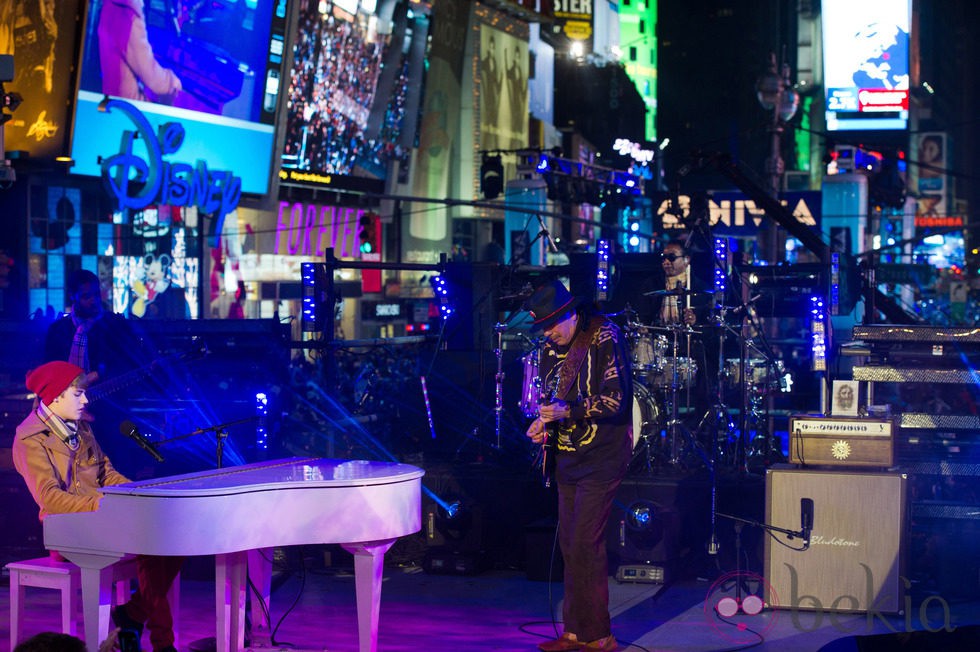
[
  {"left": 631, "top": 384, "right": 662, "bottom": 450},
  {"left": 520, "top": 350, "right": 542, "bottom": 418}
]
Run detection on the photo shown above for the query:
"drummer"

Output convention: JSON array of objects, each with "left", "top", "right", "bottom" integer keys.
[
  {"left": 657, "top": 240, "right": 706, "bottom": 326},
  {"left": 651, "top": 239, "right": 717, "bottom": 431}
]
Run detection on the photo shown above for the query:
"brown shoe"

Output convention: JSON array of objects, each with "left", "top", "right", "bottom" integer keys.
[
  {"left": 538, "top": 633, "right": 582, "bottom": 651},
  {"left": 582, "top": 635, "right": 618, "bottom": 651}
]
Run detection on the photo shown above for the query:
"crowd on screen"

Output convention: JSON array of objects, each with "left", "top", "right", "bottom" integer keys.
[{"left": 282, "top": 8, "right": 410, "bottom": 177}]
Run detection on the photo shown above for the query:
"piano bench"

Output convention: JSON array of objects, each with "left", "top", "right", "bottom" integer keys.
[{"left": 4, "top": 555, "right": 170, "bottom": 649}]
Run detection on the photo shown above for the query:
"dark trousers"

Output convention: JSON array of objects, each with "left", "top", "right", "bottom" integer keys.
[
  {"left": 126, "top": 555, "right": 184, "bottom": 651},
  {"left": 556, "top": 475, "right": 622, "bottom": 642}
]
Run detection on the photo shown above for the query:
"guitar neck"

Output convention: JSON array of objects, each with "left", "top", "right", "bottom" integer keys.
[
  {"left": 85, "top": 366, "right": 154, "bottom": 403},
  {"left": 83, "top": 346, "right": 201, "bottom": 403}
]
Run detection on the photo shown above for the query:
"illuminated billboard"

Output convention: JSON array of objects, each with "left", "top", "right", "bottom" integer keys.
[
  {"left": 822, "top": 0, "right": 910, "bottom": 132},
  {"left": 70, "top": 0, "right": 291, "bottom": 195},
  {"left": 279, "top": 0, "right": 418, "bottom": 191}
]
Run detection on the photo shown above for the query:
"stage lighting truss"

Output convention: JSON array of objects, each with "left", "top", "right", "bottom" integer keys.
[
  {"left": 480, "top": 153, "right": 504, "bottom": 199},
  {"left": 255, "top": 392, "right": 268, "bottom": 450},
  {"left": 596, "top": 239, "right": 611, "bottom": 302},
  {"left": 301, "top": 261, "right": 321, "bottom": 332},
  {"left": 829, "top": 251, "right": 841, "bottom": 315},
  {"left": 429, "top": 274, "right": 454, "bottom": 320},
  {"left": 713, "top": 237, "right": 728, "bottom": 294},
  {"left": 518, "top": 149, "right": 643, "bottom": 207},
  {"left": 809, "top": 295, "right": 827, "bottom": 373}
]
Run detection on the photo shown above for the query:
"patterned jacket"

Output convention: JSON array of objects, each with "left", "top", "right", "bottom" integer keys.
[{"left": 539, "top": 314, "right": 632, "bottom": 483}]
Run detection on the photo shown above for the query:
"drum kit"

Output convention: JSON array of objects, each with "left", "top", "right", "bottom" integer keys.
[
  {"left": 517, "top": 285, "right": 790, "bottom": 475},
  {"left": 622, "top": 295, "right": 707, "bottom": 473}
]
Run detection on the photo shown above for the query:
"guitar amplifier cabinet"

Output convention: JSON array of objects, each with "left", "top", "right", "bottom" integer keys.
[
  {"left": 788, "top": 415, "right": 896, "bottom": 467},
  {"left": 765, "top": 467, "right": 907, "bottom": 614}
]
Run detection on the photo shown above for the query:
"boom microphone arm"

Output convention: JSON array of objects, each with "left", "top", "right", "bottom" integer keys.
[{"left": 696, "top": 152, "right": 917, "bottom": 324}]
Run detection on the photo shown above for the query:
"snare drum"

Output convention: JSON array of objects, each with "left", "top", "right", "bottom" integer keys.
[
  {"left": 631, "top": 333, "right": 667, "bottom": 380},
  {"left": 631, "top": 384, "right": 662, "bottom": 450},
  {"left": 520, "top": 350, "right": 542, "bottom": 418},
  {"left": 652, "top": 357, "right": 698, "bottom": 389}
]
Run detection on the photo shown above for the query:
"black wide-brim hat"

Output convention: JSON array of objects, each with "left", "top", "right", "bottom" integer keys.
[{"left": 525, "top": 279, "right": 583, "bottom": 332}]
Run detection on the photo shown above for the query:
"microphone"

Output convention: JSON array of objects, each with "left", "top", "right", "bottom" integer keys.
[
  {"left": 801, "top": 497, "right": 814, "bottom": 548},
  {"left": 533, "top": 214, "right": 560, "bottom": 254},
  {"left": 120, "top": 420, "right": 165, "bottom": 462}
]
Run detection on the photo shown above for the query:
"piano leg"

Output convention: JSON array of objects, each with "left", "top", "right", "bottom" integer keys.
[
  {"left": 215, "top": 551, "right": 248, "bottom": 652},
  {"left": 58, "top": 552, "right": 121, "bottom": 652},
  {"left": 342, "top": 540, "right": 395, "bottom": 652}
]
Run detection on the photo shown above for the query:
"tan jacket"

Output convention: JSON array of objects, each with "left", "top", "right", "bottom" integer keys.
[{"left": 13, "top": 405, "right": 130, "bottom": 520}]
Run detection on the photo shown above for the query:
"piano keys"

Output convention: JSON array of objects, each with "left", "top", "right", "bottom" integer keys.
[
  {"left": 44, "top": 457, "right": 424, "bottom": 652},
  {"left": 144, "top": 25, "right": 247, "bottom": 113}
]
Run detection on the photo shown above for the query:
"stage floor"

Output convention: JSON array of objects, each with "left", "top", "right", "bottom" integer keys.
[{"left": 3, "top": 550, "right": 979, "bottom": 652}]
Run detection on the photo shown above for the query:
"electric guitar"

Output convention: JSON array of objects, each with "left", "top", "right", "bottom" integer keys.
[
  {"left": 83, "top": 339, "right": 208, "bottom": 405},
  {"left": 539, "top": 370, "right": 561, "bottom": 488}
]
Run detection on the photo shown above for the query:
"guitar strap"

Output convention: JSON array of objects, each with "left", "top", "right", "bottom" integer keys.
[{"left": 554, "top": 316, "right": 602, "bottom": 402}]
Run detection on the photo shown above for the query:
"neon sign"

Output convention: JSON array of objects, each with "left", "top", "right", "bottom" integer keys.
[{"left": 99, "top": 99, "right": 242, "bottom": 246}]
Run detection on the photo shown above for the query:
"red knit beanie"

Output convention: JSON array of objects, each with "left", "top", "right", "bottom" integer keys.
[{"left": 26, "top": 361, "right": 86, "bottom": 406}]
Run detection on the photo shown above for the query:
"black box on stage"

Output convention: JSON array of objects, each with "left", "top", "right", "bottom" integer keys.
[
  {"left": 525, "top": 519, "right": 563, "bottom": 582},
  {"left": 765, "top": 467, "right": 907, "bottom": 614},
  {"left": 422, "top": 547, "right": 486, "bottom": 575}
]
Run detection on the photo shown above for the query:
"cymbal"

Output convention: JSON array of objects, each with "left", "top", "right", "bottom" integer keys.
[{"left": 643, "top": 288, "right": 712, "bottom": 297}]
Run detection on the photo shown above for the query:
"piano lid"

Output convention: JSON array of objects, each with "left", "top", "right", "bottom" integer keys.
[{"left": 102, "top": 457, "right": 424, "bottom": 498}]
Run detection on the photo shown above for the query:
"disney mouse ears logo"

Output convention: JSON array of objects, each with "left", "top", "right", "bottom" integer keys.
[{"left": 98, "top": 98, "right": 241, "bottom": 247}]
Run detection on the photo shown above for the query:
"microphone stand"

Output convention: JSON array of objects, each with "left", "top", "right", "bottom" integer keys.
[
  {"left": 493, "top": 322, "right": 507, "bottom": 450},
  {"left": 159, "top": 415, "right": 258, "bottom": 469},
  {"left": 492, "top": 309, "right": 532, "bottom": 450},
  {"left": 714, "top": 510, "right": 809, "bottom": 607},
  {"left": 715, "top": 510, "right": 807, "bottom": 546}
]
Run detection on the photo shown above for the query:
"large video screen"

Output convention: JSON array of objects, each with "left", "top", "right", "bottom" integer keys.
[
  {"left": 280, "top": 0, "right": 415, "bottom": 189},
  {"left": 70, "top": 0, "right": 291, "bottom": 195},
  {"left": 822, "top": 0, "right": 910, "bottom": 132}
]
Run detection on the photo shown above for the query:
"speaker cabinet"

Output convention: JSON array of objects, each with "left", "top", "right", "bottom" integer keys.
[{"left": 765, "top": 467, "right": 907, "bottom": 614}]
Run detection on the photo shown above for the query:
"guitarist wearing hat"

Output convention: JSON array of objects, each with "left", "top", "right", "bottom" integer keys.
[{"left": 524, "top": 280, "right": 632, "bottom": 652}]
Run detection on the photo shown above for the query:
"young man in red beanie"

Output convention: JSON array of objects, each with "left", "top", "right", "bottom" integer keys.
[{"left": 13, "top": 361, "right": 182, "bottom": 652}]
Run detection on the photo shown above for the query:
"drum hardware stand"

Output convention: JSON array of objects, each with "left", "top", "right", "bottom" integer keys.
[
  {"left": 736, "top": 312, "right": 787, "bottom": 472},
  {"left": 693, "top": 312, "right": 739, "bottom": 468},
  {"left": 663, "top": 324, "right": 710, "bottom": 469}
]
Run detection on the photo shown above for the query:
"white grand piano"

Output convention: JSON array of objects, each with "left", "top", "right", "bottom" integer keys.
[{"left": 43, "top": 457, "right": 424, "bottom": 652}]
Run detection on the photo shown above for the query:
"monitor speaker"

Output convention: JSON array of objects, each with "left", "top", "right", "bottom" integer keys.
[{"left": 765, "top": 467, "right": 907, "bottom": 614}]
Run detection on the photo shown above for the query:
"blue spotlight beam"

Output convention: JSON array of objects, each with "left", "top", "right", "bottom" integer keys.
[{"left": 296, "top": 384, "right": 450, "bottom": 512}]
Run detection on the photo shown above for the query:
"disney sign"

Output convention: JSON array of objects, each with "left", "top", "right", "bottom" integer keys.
[{"left": 99, "top": 98, "right": 241, "bottom": 245}]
